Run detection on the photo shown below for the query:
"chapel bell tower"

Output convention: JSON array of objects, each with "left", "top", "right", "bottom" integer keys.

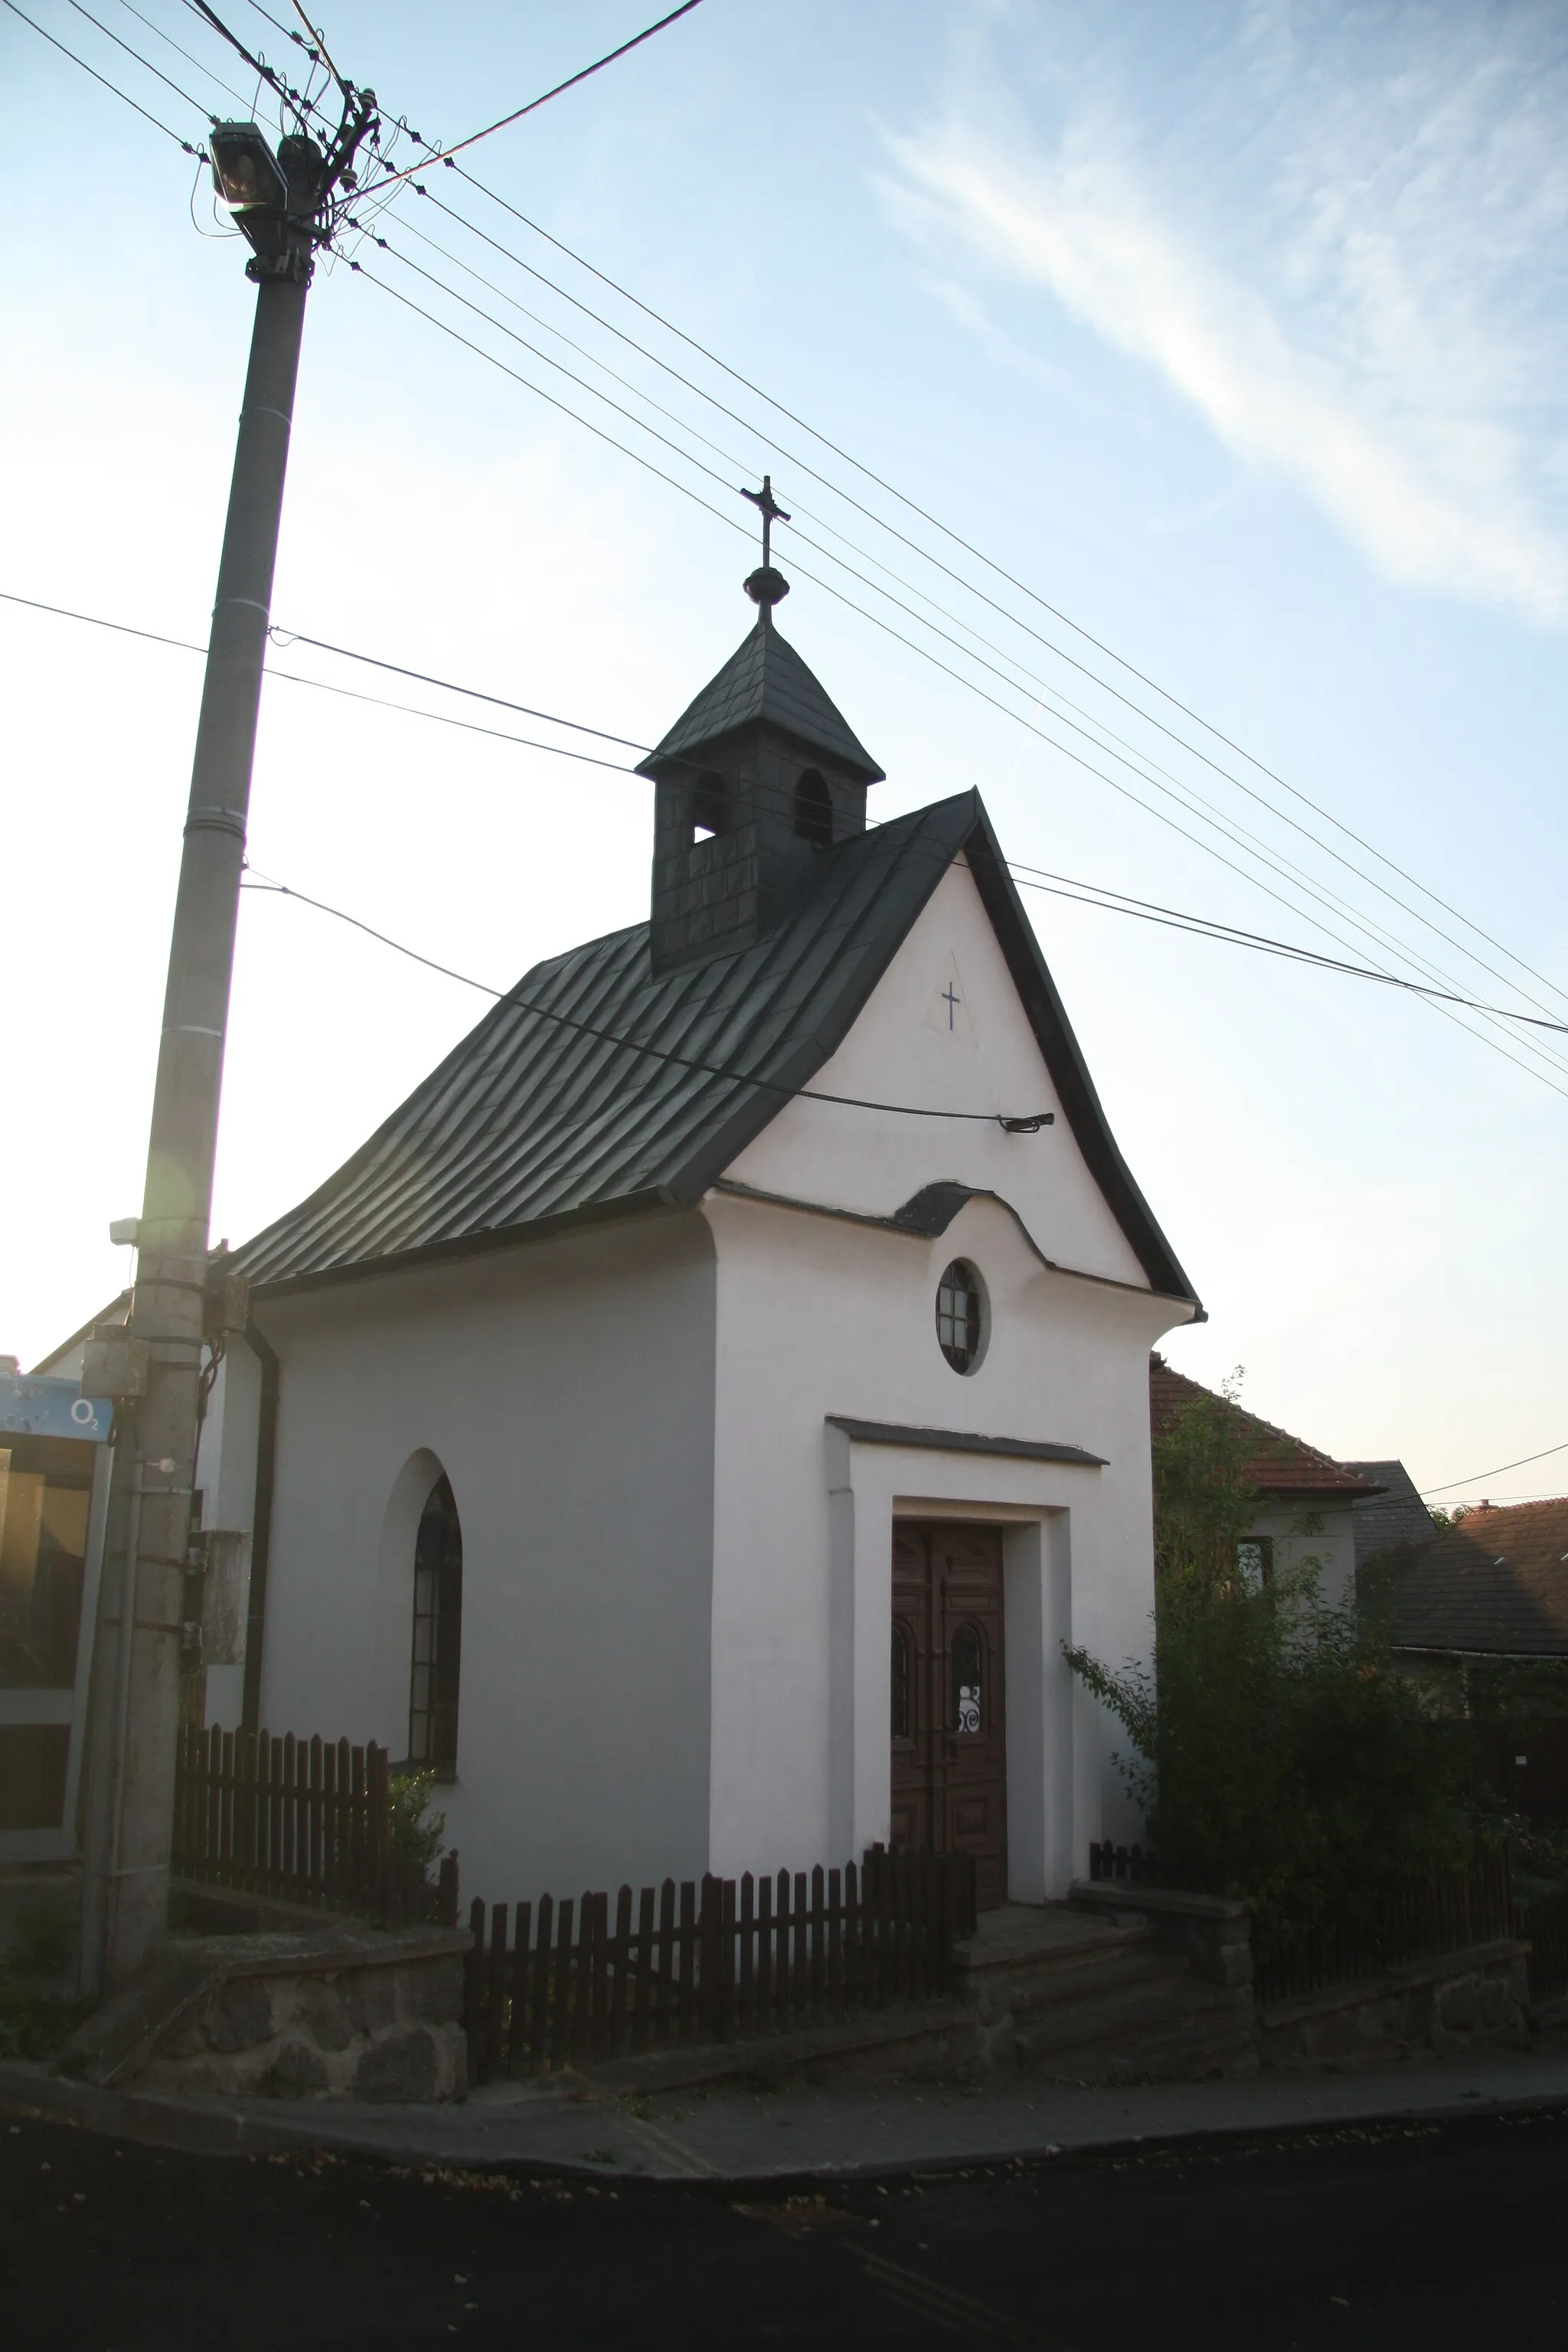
[{"left": 638, "top": 482, "right": 885, "bottom": 974}]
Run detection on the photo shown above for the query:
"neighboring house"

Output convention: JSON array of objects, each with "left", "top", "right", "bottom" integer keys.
[
  {"left": 1341, "top": 1459, "right": 1438, "bottom": 1574},
  {"left": 1381, "top": 1496, "right": 1568, "bottom": 1821},
  {"left": 57, "top": 575, "right": 1207, "bottom": 1911},
  {"left": 0, "top": 1352, "right": 116, "bottom": 1865},
  {"left": 1148, "top": 1356, "right": 1381, "bottom": 1606}
]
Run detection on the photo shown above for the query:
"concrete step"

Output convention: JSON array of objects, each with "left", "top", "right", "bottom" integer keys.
[
  {"left": 1029, "top": 2004, "right": 1259, "bottom": 2084},
  {"left": 1008, "top": 1965, "right": 1208, "bottom": 2063}
]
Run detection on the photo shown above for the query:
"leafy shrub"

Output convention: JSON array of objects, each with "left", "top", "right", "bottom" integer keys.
[
  {"left": 388, "top": 1769, "right": 447, "bottom": 1876},
  {"left": 1067, "top": 1374, "right": 1474, "bottom": 1938}
]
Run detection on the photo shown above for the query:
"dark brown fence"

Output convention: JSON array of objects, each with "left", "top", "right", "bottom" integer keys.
[
  {"left": 1517, "top": 1891, "right": 1568, "bottom": 2004},
  {"left": 172, "top": 1724, "right": 459, "bottom": 1928},
  {"left": 1253, "top": 1847, "right": 1515, "bottom": 2005},
  {"left": 1087, "top": 1841, "right": 1170, "bottom": 1888},
  {"left": 463, "top": 1846, "right": 976, "bottom": 2086}
]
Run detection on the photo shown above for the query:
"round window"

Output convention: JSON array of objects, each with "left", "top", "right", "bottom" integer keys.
[{"left": 936, "top": 1259, "right": 986, "bottom": 1374}]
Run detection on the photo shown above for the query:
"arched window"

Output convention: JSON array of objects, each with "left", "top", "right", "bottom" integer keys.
[
  {"left": 793, "top": 766, "right": 833, "bottom": 848},
  {"left": 935, "top": 1259, "right": 986, "bottom": 1374},
  {"left": 691, "top": 769, "right": 728, "bottom": 841},
  {"left": 890, "top": 1623, "right": 912, "bottom": 1740},
  {"left": 952, "top": 1623, "right": 982, "bottom": 1736},
  {"left": 408, "top": 1472, "right": 462, "bottom": 1769}
]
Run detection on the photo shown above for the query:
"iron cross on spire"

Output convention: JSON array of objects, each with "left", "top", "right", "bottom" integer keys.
[
  {"left": 742, "top": 474, "right": 790, "bottom": 567},
  {"left": 740, "top": 477, "right": 792, "bottom": 617}
]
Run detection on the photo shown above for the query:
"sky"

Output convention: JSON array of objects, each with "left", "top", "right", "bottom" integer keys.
[{"left": 2, "top": 0, "right": 1565, "bottom": 1508}]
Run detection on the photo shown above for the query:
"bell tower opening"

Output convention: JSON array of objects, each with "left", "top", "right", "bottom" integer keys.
[{"left": 793, "top": 768, "right": 834, "bottom": 849}]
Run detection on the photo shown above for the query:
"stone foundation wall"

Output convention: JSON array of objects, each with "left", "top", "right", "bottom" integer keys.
[
  {"left": 1260, "top": 1939, "right": 1532, "bottom": 2069},
  {"left": 70, "top": 1926, "right": 472, "bottom": 2104}
]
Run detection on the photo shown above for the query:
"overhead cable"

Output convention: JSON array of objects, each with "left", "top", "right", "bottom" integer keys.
[
  {"left": 8, "top": 585, "right": 1565, "bottom": 1042},
  {"left": 2, "top": 0, "right": 207, "bottom": 151},
  {"left": 430, "top": 161, "right": 1568, "bottom": 1024},
  {"left": 1420, "top": 1441, "right": 1568, "bottom": 1498},
  {"left": 239, "top": 878, "right": 1052, "bottom": 1131},
  {"left": 345, "top": 260, "right": 1568, "bottom": 1097},
  {"left": 366, "top": 2, "right": 706, "bottom": 185}
]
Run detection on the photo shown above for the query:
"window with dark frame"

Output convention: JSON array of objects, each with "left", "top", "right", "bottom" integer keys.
[
  {"left": 935, "top": 1259, "right": 984, "bottom": 1374},
  {"left": 1236, "top": 1537, "right": 1274, "bottom": 1589},
  {"left": 408, "top": 1473, "right": 463, "bottom": 1770},
  {"left": 952, "top": 1623, "right": 983, "bottom": 1734}
]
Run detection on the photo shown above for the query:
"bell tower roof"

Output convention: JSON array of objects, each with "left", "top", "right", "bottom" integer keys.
[{"left": 635, "top": 612, "right": 885, "bottom": 784}]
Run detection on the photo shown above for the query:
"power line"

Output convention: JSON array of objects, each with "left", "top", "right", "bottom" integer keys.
[
  {"left": 428, "top": 161, "right": 1568, "bottom": 1028},
  {"left": 167, "top": 15, "right": 1568, "bottom": 1071},
  {"left": 9, "top": 583, "right": 1566, "bottom": 1041},
  {"left": 238, "top": 876, "right": 1052, "bottom": 1130},
  {"left": 354, "top": 207, "right": 1568, "bottom": 1088},
  {"left": 2, "top": 0, "right": 207, "bottom": 152},
  {"left": 112, "top": 0, "right": 253, "bottom": 110},
  {"left": 36, "top": 0, "right": 1564, "bottom": 1074},
  {"left": 365, "top": 2, "right": 707, "bottom": 185},
  {"left": 61, "top": 0, "right": 215, "bottom": 116},
  {"left": 1421, "top": 1441, "right": 1568, "bottom": 1498},
  {"left": 345, "top": 256, "right": 1568, "bottom": 1099}
]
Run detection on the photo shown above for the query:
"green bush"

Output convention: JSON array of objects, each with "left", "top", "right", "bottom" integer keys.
[
  {"left": 1067, "top": 1374, "right": 1475, "bottom": 1938},
  {"left": 388, "top": 1769, "right": 447, "bottom": 1875}
]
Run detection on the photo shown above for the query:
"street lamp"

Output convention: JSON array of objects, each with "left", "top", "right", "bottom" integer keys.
[
  {"left": 209, "top": 124, "right": 325, "bottom": 276},
  {"left": 209, "top": 121, "right": 288, "bottom": 218}
]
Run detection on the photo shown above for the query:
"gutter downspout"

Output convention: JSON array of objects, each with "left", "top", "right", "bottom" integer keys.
[{"left": 240, "top": 1316, "right": 279, "bottom": 1733}]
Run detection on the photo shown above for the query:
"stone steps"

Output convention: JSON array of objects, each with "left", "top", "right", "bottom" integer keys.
[{"left": 951, "top": 1900, "right": 1259, "bottom": 2081}]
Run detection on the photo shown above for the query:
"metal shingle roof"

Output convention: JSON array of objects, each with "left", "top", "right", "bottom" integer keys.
[
  {"left": 232, "top": 791, "right": 1198, "bottom": 1303},
  {"left": 635, "top": 616, "right": 885, "bottom": 782}
]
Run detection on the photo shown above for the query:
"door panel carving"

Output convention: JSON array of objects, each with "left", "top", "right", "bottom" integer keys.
[{"left": 890, "top": 1521, "right": 1008, "bottom": 1909}]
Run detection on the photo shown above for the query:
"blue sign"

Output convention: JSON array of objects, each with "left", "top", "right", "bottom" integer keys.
[{"left": 0, "top": 1375, "right": 113, "bottom": 1443}]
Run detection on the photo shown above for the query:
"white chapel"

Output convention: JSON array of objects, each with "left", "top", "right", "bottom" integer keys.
[{"left": 173, "top": 564, "right": 1202, "bottom": 1907}]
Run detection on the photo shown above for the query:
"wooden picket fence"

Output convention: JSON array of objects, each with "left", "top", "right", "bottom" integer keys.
[
  {"left": 1517, "top": 1890, "right": 1568, "bottom": 2005},
  {"left": 1253, "top": 1846, "right": 1515, "bottom": 2005},
  {"left": 172, "top": 1723, "right": 459, "bottom": 1928},
  {"left": 463, "top": 1846, "right": 977, "bottom": 2085}
]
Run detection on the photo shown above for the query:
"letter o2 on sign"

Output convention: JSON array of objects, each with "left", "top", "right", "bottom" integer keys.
[{"left": 70, "top": 1397, "right": 97, "bottom": 1427}]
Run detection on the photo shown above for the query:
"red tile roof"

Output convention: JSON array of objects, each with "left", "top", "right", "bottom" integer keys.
[
  {"left": 1149, "top": 1357, "right": 1382, "bottom": 1502},
  {"left": 1390, "top": 1496, "right": 1568, "bottom": 1658}
]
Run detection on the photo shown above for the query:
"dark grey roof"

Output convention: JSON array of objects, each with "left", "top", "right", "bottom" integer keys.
[
  {"left": 1382, "top": 1498, "right": 1568, "bottom": 1658},
  {"left": 231, "top": 791, "right": 1198, "bottom": 1304},
  {"left": 635, "top": 616, "right": 885, "bottom": 782},
  {"left": 827, "top": 1418, "right": 1106, "bottom": 1467},
  {"left": 1343, "top": 1459, "right": 1437, "bottom": 1570}
]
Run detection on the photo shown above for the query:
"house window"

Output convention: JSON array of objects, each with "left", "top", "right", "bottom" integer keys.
[
  {"left": 409, "top": 1473, "right": 462, "bottom": 1770},
  {"left": 1236, "top": 1537, "right": 1274, "bottom": 1590},
  {"left": 794, "top": 767, "right": 833, "bottom": 848},
  {"left": 0, "top": 1440, "right": 90, "bottom": 1690},
  {"left": 936, "top": 1259, "right": 985, "bottom": 1374},
  {"left": 890, "top": 1623, "right": 911, "bottom": 1740}
]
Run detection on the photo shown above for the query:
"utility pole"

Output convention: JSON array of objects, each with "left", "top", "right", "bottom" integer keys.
[{"left": 79, "top": 101, "right": 374, "bottom": 1997}]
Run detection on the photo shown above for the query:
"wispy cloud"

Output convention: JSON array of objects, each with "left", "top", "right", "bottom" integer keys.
[{"left": 884, "top": 4, "right": 1568, "bottom": 625}]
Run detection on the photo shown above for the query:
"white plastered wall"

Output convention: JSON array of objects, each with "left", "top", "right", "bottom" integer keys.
[
  {"left": 1250, "top": 1503, "right": 1359, "bottom": 1612},
  {"left": 705, "top": 851, "right": 1195, "bottom": 1891},
  {"left": 250, "top": 1210, "right": 717, "bottom": 1900}
]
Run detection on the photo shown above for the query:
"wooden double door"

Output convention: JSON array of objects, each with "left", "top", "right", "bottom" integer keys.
[{"left": 890, "top": 1521, "right": 1008, "bottom": 1910}]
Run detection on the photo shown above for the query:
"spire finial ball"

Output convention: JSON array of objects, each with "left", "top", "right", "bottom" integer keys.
[{"left": 744, "top": 565, "right": 790, "bottom": 607}]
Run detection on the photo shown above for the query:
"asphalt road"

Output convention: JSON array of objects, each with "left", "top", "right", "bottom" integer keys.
[{"left": 5, "top": 2105, "right": 1568, "bottom": 2350}]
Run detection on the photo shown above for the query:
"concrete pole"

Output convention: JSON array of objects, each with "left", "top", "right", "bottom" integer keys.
[{"left": 80, "top": 264, "right": 309, "bottom": 1994}]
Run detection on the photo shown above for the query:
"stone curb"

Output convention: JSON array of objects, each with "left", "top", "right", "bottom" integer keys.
[{"left": 7, "top": 2056, "right": 1568, "bottom": 2191}]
